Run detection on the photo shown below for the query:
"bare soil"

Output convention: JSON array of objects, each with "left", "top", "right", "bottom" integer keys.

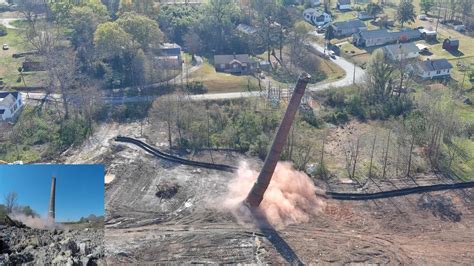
[{"left": 63, "top": 120, "right": 474, "bottom": 264}]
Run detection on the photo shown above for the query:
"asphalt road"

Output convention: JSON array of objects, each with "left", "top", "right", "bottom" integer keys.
[{"left": 21, "top": 40, "right": 365, "bottom": 103}]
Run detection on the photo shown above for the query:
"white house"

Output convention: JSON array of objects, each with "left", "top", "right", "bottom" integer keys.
[
  {"left": 382, "top": 42, "right": 420, "bottom": 61},
  {"left": 414, "top": 59, "right": 453, "bottom": 79},
  {"left": 303, "top": 8, "right": 331, "bottom": 26},
  {"left": 337, "top": 0, "right": 352, "bottom": 11},
  {"left": 0, "top": 91, "right": 23, "bottom": 121}
]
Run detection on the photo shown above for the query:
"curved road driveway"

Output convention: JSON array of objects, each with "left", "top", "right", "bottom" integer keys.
[
  {"left": 22, "top": 42, "right": 365, "bottom": 103},
  {"left": 190, "top": 42, "right": 365, "bottom": 100}
]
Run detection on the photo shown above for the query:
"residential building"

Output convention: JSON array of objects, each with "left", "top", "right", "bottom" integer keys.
[
  {"left": 0, "top": 91, "right": 23, "bottom": 121},
  {"left": 418, "top": 28, "right": 437, "bottom": 41},
  {"left": 337, "top": 0, "right": 352, "bottom": 11},
  {"left": 382, "top": 42, "right": 420, "bottom": 61},
  {"left": 158, "top": 43, "right": 182, "bottom": 62},
  {"left": 236, "top": 24, "right": 257, "bottom": 35},
  {"left": 214, "top": 54, "right": 258, "bottom": 75},
  {"left": 303, "top": 8, "right": 331, "bottom": 26},
  {"left": 357, "top": 11, "right": 374, "bottom": 20},
  {"left": 352, "top": 28, "right": 421, "bottom": 47},
  {"left": 329, "top": 19, "right": 367, "bottom": 38},
  {"left": 414, "top": 59, "right": 453, "bottom": 79},
  {"left": 442, "top": 38, "right": 459, "bottom": 51}
]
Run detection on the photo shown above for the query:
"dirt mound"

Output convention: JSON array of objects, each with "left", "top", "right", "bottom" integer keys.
[{"left": 418, "top": 194, "right": 462, "bottom": 222}]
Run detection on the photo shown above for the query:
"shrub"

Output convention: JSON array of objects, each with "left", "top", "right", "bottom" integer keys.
[{"left": 0, "top": 24, "right": 7, "bottom": 36}]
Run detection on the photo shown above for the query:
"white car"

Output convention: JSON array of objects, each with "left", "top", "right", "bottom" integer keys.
[{"left": 2, "top": 44, "right": 8, "bottom": 50}]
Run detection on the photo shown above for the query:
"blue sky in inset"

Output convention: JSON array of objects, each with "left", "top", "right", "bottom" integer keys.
[{"left": 0, "top": 164, "right": 104, "bottom": 222}]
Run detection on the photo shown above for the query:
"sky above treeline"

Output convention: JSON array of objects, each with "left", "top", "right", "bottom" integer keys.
[{"left": 0, "top": 164, "right": 104, "bottom": 222}]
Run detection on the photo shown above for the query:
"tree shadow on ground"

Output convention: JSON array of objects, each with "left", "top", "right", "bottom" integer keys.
[{"left": 250, "top": 208, "right": 304, "bottom": 266}]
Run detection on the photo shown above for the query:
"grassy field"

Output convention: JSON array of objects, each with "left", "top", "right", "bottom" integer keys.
[
  {"left": 0, "top": 28, "right": 25, "bottom": 86},
  {"left": 0, "top": 26, "right": 47, "bottom": 89},
  {"left": 451, "top": 138, "right": 474, "bottom": 181},
  {"left": 187, "top": 61, "right": 260, "bottom": 93}
]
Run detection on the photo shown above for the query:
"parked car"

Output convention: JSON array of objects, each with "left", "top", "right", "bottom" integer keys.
[
  {"left": 2, "top": 44, "right": 8, "bottom": 50},
  {"left": 328, "top": 50, "right": 336, "bottom": 59},
  {"left": 418, "top": 14, "right": 427, "bottom": 20}
]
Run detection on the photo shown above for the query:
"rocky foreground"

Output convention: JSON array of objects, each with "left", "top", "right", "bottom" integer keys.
[{"left": 0, "top": 224, "right": 104, "bottom": 265}]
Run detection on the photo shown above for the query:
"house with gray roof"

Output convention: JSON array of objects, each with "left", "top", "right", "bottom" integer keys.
[
  {"left": 0, "top": 91, "right": 23, "bottom": 121},
  {"left": 214, "top": 54, "right": 257, "bottom": 75},
  {"left": 414, "top": 59, "right": 453, "bottom": 79},
  {"left": 329, "top": 19, "right": 367, "bottom": 38},
  {"left": 337, "top": 0, "right": 352, "bottom": 10},
  {"left": 352, "top": 28, "right": 421, "bottom": 47},
  {"left": 382, "top": 42, "right": 420, "bottom": 61}
]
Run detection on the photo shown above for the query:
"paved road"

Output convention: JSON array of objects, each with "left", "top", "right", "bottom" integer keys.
[
  {"left": 190, "top": 42, "right": 365, "bottom": 100},
  {"left": 21, "top": 41, "right": 365, "bottom": 103}
]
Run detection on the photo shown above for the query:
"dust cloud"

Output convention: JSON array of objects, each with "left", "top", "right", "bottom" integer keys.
[
  {"left": 219, "top": 161, "right": 326, "bottom": 228},
  {"left": 11, "top": 212, "right": 58, "bottom": 230}
]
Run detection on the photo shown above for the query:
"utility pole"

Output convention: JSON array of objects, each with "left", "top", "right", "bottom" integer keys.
[
  {"left": 353, "top": 62, "right": 356, "bottom": 84},
  {"left": 435, "top": 0, "right": 442, "bottom": 34}
]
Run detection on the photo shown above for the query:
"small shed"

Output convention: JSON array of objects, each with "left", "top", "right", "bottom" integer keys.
[{"left": 442, "top": 38, "right": 459, "bottom": 51}]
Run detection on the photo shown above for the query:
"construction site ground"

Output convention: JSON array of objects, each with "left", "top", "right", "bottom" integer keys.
[{"left": 62, "top": 120, "right": 474, "bottom": 264}]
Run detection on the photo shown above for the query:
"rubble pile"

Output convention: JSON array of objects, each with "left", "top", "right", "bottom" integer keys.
[{"left": 0, "top": 223, "right": 104, "bottom": 265}]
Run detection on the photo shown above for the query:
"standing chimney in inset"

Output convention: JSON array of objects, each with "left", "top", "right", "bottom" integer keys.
[
  {"left": 244, "top": 72, "right": 311, "bottom": 208},
  {"left": 48, "top": 176, "right": 56, "bottom": 220}
]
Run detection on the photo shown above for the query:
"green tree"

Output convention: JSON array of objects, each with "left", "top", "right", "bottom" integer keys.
[
  {"left": 116, "top": 12, "right": 163, "bottom": 50},
  {"left": 0, "top": 24, "right": 7, "bottom": 37},
  {"left": 158, "top": 5, "right": 197, "bottom": 44},
  {"left": 419, "top": 0, "right": 434, "bottom": 15},
  {"left": 365, "top": 49, "right": 395, "bottom": 102},
  {"left": 366, "top": 3, "right": 383, "bottom": 21},
  {"left": 397, "top": 0, "right": 416, "bottom": 28},
  {"left": 119, "top": 0, "right": 159, "bottom": 18},
  {"left": 94, "top": 22, "right": 133, "bottom": 59},
  {"left": 69, "top": 4, "right": 109, "bottom": 69},
  {"left": 21, "top": 206, "right": 38, "bottom": 217},
  {"left": 198, "top": 0, "right": 239, "bottom": 53}
]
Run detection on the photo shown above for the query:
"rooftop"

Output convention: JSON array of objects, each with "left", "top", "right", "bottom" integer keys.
[
  {"left": 338, "top": 0, "right": 351, "bottom": 5},
  {"left": 417, "top": 59, "right": 453, "bottom": 72},
  {"left": 383, "top": 42, "right": 420, "bottom": 56},
  {"left": 332, "top": 19, "right": 366, "bottom": 30},
  {"left": 214, "top": 54, "right": 254, "bottom": 65},
  {"left": 357, "top": 28, "right": 421, "bottom": 40}
]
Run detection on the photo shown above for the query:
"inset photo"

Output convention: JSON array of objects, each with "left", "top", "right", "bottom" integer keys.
[{"left": 0, "top": 164, "right": 104, "bottom": 265}]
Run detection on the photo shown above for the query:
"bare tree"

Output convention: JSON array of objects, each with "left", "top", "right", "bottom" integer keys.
[
  {"left": 46, "top": 49, "right": 78, "bottom": 120},
  {"left": 344, "top": 136, "right": 361, "bottom": 180},
  {"left": 368, "top": 133, "right": 377, "bottom": 178},
  {"left": 4, "top": 192, "right": 18, "bottom": 214},
  {"left": 382, "top": 130, "right": 391, "bottom": 179}
]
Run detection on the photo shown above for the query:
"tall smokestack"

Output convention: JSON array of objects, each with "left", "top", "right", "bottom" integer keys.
[
  {"left": 244, "top": 73, "right": 311, "bottom": 208},
  {"left": 48, "top": 176, "right": 56, "bottom": 220}
]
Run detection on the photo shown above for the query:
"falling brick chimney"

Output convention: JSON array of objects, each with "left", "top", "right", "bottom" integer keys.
[
  {"left": 244, "top": 72, "right": 311, "bottom": 208},
  {"left": 48, "top": 176, "right": 56, "bottom": 220}
]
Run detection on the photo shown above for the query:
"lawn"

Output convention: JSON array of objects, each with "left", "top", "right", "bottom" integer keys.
[
  {"left": 450, "top": 138, "right": 474, "bottom": 181},
  {"left": 187, "top": 61, "right": 260, "bottom": 93},
  {"left": 0, "top": 28, "right": 25, "bottom": 85}
]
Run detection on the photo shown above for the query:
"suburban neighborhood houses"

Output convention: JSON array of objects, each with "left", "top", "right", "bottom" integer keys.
[
  {"left": 0, "top": 0, "right": 473, "bottom": 264},
  {"left": 329, "top": 19, "right": 367, "bottom": 38},
  {"left": 352, "top": 28, "right": 421, "bottom": 47},
  {"left": 214, "top": 54, "right": 258, "bottom": 75},
  {"left": 383, "top": 42, "right": 420, "bottom": 61},
  {"left": 414, "top": 58, "right": 453, "bottom": 79},
  {"left": 0, "top": 91, "right": 22, "bottom": 121}
]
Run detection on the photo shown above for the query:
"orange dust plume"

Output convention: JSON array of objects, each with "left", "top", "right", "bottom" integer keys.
[{"left": 219, "top": 161, "right": 326, "bottom": 228}]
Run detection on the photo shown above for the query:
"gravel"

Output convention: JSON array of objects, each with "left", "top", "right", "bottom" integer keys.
[{"left": 0, "top": 224, "right": 104, "bottom": 265}]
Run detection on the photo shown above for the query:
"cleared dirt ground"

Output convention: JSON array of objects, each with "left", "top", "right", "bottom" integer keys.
[{"left": 62, "top": 121, "right": 473, "bottom": 264}]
